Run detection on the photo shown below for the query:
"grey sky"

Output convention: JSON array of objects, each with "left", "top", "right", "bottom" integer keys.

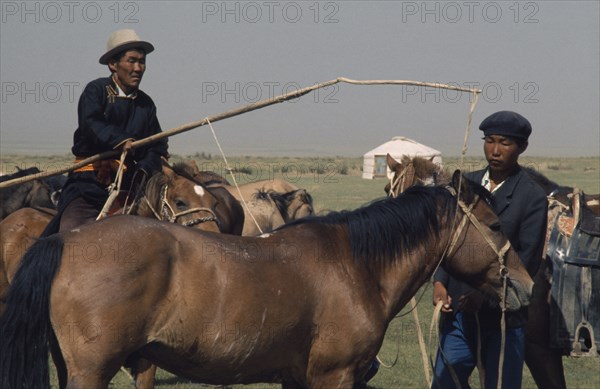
[{"left": 1, "top": 1, "right": 599, "bottom": 158}]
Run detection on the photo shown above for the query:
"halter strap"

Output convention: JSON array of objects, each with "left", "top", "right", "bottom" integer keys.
[
  {"left": 144, "top": 185, "right": 219, "bottom": 227},
  {"left": 442, "top": 186, "right": 511, "bottom": 389}
]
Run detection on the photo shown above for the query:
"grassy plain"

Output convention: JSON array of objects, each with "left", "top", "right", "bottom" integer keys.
[{"left": 1, "top": 154, "right": 599, "bottom": 388}]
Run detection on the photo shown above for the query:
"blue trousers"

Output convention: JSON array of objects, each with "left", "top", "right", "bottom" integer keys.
[{"left": 432, "top": 311, "right": 525, "bottom": 389}]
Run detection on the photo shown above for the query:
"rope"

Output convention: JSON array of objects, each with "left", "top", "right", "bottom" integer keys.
[
  {"left": 429, "top": 300, "right": 462, "bottom": 389},
  {"left": 498, "top": 276, "right": 508, "bottom": 389},
  {"left": 97, "top": 149, "right": 127, "bottom": 220},
  {"left": 0, "top": 77, "right": 481, "bottom": 190},
  {"left": 206, "top": 117, "right": 264, "bottom": 235},
  {"left": 411, "top": 297, "right": 433, "bottom": 386},
  {"left": 475, "top": 313, "right": 485, "bottom": 389}
]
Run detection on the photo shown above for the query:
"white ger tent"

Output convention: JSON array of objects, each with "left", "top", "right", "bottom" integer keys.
[{"left": 362, "top": 137, "right": 442, "bottom": 179}]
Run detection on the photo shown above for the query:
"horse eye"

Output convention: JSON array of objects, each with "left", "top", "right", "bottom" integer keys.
[
  {"left": 174, "top": 199, "right": 187, "bottom": 210},
  {"left": 489, "top": 222, "right": 501, "bottom": 231}
]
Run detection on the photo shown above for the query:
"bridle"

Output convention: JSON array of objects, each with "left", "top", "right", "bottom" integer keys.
[
  {"left": 144, "top": 184, "right": 219, "bottom": 228},
  {"left": 443, "top": 186, "right": 511, "bottom": 299},
  {"left": 444, "top": 187, "right": 511, "bottom": 272},
  {"left": 442, "top": 185, "right": 511, "bottom": 389},
  {"left": 388, "top": 177, "right": 512, "bottom": 297},
  {"left": 388, "top": 161, "right": 437, "bottom": 198},
  {"left": 388, "top": 161, "right": 415, "bottom": 198}
]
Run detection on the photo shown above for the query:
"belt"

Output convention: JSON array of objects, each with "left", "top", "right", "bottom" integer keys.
[{"left": 73, "top": 157, "right": 127, "bottom": 174}]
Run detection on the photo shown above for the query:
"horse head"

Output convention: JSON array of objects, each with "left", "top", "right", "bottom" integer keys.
[
  {"left": 384, "top": 154, "right": 447, "bottom": 197},
  {"left": 267, "top": 188, "right": 314, "bottom": 222},
  {"left": 443, "top": 170, "right": 534, "bottom": 311},
  {"left": 133, "top": 164, "right": 221, "bottom": 232}
]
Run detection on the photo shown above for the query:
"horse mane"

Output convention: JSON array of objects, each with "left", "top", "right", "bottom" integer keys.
[
  {"left": 171, "top": 162, "right": 230, "bottom": 186},
  {"left": 132, "top": 172, "right": 169, "bottom": 216},
  {"left": 521, "top": 166, "right": 566, "bottom": 195},
  {"left": 0, "top": 167, "right": 41, "bottom": 183},
  {"left": 169, "top": 162, "right": 201, "bottom": 183},
  {"left": 282, "top": 185, "right": 455, "bottom": 269}
]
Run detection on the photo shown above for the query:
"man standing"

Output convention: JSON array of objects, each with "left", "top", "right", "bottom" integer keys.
[
  {"left": 432, "top": 111, "right": 547, "bottom": 389},
  {"left": 47, "top": 29, "right": 168, "bottom": 233}
]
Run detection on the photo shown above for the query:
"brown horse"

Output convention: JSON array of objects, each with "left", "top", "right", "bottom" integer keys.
[
  {"left": 0, "top": 172, "right": 534, "bottom": 389},
  {"left": 232, "top": 188, "right": 315, "bottom": 236},
  {"left": 180, "top": 160, "right": 313, "bottom": 236}
]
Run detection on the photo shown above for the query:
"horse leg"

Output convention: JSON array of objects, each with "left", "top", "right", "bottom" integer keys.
[
  {"left": 308, "top": 369, "right": 356, "bottom": 389},
  {"left": 525, "top": 342, "right": 566, "bottom": 389},
  {"left": 61, "top": 356, "right": 122, "bottom": 389},
  {"left": 525, "top": 260, "right": 567, "bottom": 389},
  {"left": 282, "top": 379, "right": 305, "bottom": 389},
  {"left": 131, "top": 358, "right": 157, "bottom": 389},
  {"left": 65, "top": 375, "right": 112, "bottom": 389}
]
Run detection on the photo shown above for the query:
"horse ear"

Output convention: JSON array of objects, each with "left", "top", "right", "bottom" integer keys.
[
  {"left": 162, "top": 161, "right": 177, "bottom": 180},
  {"left": 451, "top": 170, "right": 473, "bottom": 203},
  {"left": 186, "top": 160, "right": 201, "bottom": 175},
  {"left": 386, "top": 153, "right": 401, "bottom": 171}
]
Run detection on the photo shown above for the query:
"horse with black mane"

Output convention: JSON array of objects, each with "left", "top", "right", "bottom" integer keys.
[{"left": 0, "top": 172, "right": 534, "bottom": 389}]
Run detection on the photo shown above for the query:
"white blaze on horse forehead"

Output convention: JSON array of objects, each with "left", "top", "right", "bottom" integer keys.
[
  {"left": 423, "top": 176, "right": 436, "bottom": 186},
  {"left": 194, "top": 185, "right": 205, "bottom": 197}
]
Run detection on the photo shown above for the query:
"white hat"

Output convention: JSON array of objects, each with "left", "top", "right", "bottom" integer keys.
[{"left": 99, "top": 29, "right": 154, "bottom": 65}]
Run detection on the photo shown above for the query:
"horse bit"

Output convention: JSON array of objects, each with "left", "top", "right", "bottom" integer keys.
[{"left": 145, "top": 185, "right": 220, "bottom": 228}]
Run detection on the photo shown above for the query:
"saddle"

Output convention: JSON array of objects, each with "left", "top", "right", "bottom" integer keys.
[{"left": 547, "top": 189, "right": 600, "bottom": 357}]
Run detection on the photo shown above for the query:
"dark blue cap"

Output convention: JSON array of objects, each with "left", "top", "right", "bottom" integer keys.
[{"left": 479, "top": 111, "right": 532, "bottom": 140}]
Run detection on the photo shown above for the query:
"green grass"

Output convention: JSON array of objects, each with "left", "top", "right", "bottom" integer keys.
[{"left": 3, "top": 154, "right": 599, "bottom": 388}]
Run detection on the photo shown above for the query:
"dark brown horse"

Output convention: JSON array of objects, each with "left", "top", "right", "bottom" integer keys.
[
  {"left": 0, "top": 172, "right": 534, "bottom": 389},
  {"left": 521, "top": 168, "right": 600, "bottom": 389},
  {"left": 0, "top": 167, "right": 57, "bottom": 220},
  {"left": 523, "top": 166, "right": 600, "bottom": 214}
]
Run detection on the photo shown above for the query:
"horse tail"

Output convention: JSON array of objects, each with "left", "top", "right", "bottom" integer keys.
[{"left": 0, "top": 234, "right": 64, "bottom": 389}]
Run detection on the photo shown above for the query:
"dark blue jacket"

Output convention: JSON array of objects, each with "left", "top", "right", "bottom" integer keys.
[
  {"left": 72, "top": 76, "right": 168, "bottom": 175},
  {"left": 434, "top": 166, "right": 547, "bottom": 327}
]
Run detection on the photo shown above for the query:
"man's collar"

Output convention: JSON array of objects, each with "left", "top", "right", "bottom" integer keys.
[
  {"left": 482, "top": 169, "right": 501, "bottom": 193},
  {"left": 110, "top": 75, "right": 137, "bottom": 99}
]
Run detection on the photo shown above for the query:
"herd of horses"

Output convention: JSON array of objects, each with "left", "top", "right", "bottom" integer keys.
[{"left": 0, "top": 156, "right": 596, "bottom": 388}]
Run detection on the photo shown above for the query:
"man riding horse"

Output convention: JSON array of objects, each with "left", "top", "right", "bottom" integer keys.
[{"left": 47, "top": 29, "right": 168, "bottom": 234}]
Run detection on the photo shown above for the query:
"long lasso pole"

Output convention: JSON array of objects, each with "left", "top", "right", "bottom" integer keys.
[{"left": 0, "top": 77, "right": 481, "bottom": 189}]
